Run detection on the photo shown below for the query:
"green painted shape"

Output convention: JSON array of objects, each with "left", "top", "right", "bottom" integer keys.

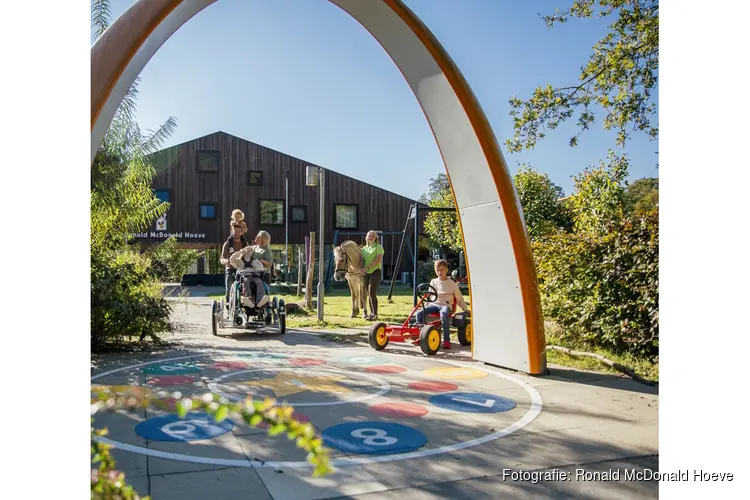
[{"left": 143, "top": 362, "right": 201, "bottom": 375}]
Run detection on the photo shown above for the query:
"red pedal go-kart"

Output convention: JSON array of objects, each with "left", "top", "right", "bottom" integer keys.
[{"left": 369, "top": 283, "right": 472, "bottom": 355}]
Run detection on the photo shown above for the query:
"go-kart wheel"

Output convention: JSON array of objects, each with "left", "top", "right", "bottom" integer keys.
[
  {"left": 416, "top": 283, "right": 439, "bottom": 303},
  {"left": 368, "top": 322, "right": 389, "bottom": 350},
  {"left": 457, "top": 321, "right": 472, "bottom": 346},
  {"left": 211, "top": 300, "right": 219, "bottom": 336},
  {"left": 419, "top": 324, "right": 441, "bottom": 355},
  {"left": 277, "top": 299, "right": 286, "bottom": 334}
]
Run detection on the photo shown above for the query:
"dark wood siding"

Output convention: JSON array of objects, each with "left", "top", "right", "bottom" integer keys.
[{"left": 146, "top": 132, "right": 425, "bottom": 250}]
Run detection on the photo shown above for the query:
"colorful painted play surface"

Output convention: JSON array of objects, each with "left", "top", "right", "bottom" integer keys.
[{"left": 90, "top": 297, "right": 659, "bottom": 500}]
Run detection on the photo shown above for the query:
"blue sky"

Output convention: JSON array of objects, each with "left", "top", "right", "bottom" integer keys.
[{"left": 95, "top": 0, "right": 658, "bottom": 201}]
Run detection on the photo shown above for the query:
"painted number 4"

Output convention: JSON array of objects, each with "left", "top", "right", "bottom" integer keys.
[
  {"left": 351, "top": 428, "right": 397, "bottom": 446},
  {"left": 452, "top": 396, "right": 495, "bottom": 408}
]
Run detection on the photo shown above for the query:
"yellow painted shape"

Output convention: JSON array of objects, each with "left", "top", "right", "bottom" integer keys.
[
  {"left": 423, "top": 367, "right": 488, "bottom": 380},
  {"left": 243, "top": 371, "right": 351, "bottom": 397}
]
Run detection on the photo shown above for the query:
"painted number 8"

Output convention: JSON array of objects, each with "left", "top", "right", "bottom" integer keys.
[{"left": 351, "top": 428, "right": 397, "bottom": 446}]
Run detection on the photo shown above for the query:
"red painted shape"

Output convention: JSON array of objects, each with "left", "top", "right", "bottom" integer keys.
[
  {"left": 147, "top": 375, "right": 196, "bottom": 386},
  {"left": 290, "top": 358, "right": 327, "bottom": 367},
  {"left": 408, "top": 381, "right": 459, "bottom": 393},
  {"left": 370, "top": 402, "right": 428, "bottom": 418},
  {"left": 365, "top": 365, "right": 407, "bottom": 374}
]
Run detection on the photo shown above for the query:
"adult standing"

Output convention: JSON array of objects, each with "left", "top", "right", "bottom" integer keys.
[
  {"left": 220, "top": 220, "right": 249, "bottom": 306},
  {"left": 361, "top": 230, "right": 385, "bottom": 321}
]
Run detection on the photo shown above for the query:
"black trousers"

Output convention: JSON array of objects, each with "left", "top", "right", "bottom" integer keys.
[{"left": 364, "top": 268, "right": 382, "bottom": 315}]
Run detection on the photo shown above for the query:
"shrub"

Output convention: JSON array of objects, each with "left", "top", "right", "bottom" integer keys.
[{"left": 533, "top": 210, "right": 658, "bottom": 359}]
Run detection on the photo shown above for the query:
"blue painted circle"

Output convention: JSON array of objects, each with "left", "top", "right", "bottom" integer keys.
[
  {"left": 237, "top": 352, "right": 287, "bottom": 360},
  {"left": 322, "top": 422, "right": 426, "bottom": 455},
  {"left": 142, "top": 362, "right": 201, "bottom": 375},
  {"left": 429, "top": 392, "right": 516, "bottom": 413},
  {"left": 135, "top": 412, "right": 234, "bottom": 442},
  {"left": 336, "top": 354, "right": 390, "bottom": 366}
]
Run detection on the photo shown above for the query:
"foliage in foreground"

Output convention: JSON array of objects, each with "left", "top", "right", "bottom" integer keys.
[{"left": 91, "top": 388, "right": 331, "bottom": 499}]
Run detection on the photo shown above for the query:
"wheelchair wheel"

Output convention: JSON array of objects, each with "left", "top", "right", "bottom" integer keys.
[
  {"left": 457, "top": 321, "right": 472, "bottom": 346},
  {"left": 419, "top": 324, "right": 441, "bottom": 356},
  {"left": 211, "top": 300, "right": 219, "bottom": 336},
  {"left": 277, "top": 299, "right": 286, "bottom": 335}
]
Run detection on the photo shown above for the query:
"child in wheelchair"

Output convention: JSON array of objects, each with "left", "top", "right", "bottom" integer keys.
[
  {"left": 229, "top": 246, "right": 270, "bottom": 310},
  {"left": 413, "top": 259, "right": 469, "bottom": 349}
]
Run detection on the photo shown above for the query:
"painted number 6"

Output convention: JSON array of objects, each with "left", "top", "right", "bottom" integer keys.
[
  {"left": 351, "top": 428, "right": 397, "bottom": 446},
  {"left": 161, "top": 419, "right": 213, "bottom": 438}
]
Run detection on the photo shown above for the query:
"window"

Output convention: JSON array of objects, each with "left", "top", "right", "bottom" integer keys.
[
  {"left": 259, "top": 199, "right": 284, "bottom": 225},
  {"left": 153, "top": 189, "right": 169, "bottom": 203},
  {"left": 290, "top": 205, "right": 307, "bottom": 223},
  {"left": 197, "top": 150, "right": 220, "bottom": 173},
  {"left": 334, "top": 204, "right": 358, "bottom": 229},
  {"left": 247, "top": 170, "right": 263, "bottom": 186},
  {"left": 199, "top": 202, "right": 216, "bottom": 219}
]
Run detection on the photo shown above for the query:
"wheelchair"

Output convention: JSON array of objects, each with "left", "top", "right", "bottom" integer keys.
[{"left": 212, "top": 270, "right": 286, "bottom": 336}]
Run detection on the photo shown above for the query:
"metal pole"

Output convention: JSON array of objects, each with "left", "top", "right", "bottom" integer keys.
[
  {"left": 387, "top": 204, "right": 412, "bottom": 303},
  {"left": 285, "top": 175, "right": 289, "bottom": 283},
  {"left": 317, "top": 167, "right": 325, "bottom": 321},
  {"left": 413, "top": 204, "right": 419, "bottom": 307}
]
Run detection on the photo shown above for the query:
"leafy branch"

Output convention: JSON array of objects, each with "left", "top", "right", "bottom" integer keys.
[
  {"left": 506, "top": 0, "right": 658, "bottom": 152},
  {"left": 91, "top": 387, "right": 332, "bottom": 499}
]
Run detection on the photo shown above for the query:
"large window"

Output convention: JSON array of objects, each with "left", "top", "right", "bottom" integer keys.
[
  {"left": 153, "top": 189, "right": 169, "bottom": 203},
  {"left": 199, "top": 202, "right": 216, "bottom": 219},
  {"left": 290, "top": 205, "right": 307, "bottom": 223},
  {"left": 334, "top": 204, "right": 358, "bottom": 230},
  {"left": 260, "top": 199, "right": 284, "bottom": 225},
  {"left": 197, "top": 150, "right": 220, "bottom": 173}
]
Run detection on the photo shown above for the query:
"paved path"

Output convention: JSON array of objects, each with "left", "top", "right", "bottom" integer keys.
[{"left": 91, "top": 293, "right": 658, "bottom": 500}]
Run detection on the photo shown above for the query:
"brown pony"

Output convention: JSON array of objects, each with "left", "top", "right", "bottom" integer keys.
[{"left": 332, "top": 240, "right": 368, "bottom": 319}]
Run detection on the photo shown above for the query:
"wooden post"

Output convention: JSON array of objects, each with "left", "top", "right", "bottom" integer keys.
[
  {"left": 296, "top": 246, "right": 303, "bottom": 296},
  {"left": 306, "top": 232, "right": 315, "bottom": 308}
]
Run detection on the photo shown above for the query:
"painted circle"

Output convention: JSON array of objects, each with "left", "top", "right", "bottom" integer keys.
[
  {"left": 369, "top": 402, "right": 428, "bottom": 418},
  {"left": 236, "top": 352, "right": 287, "bottom": 360},
  {"left": 91, "top": 352, "right": 542, "bottom": 469},
  {"left": 211, "top": 361, "right": 249, "bottom": 371},
  {"left": 290, "top": 358, "right": 327, "bottom": 367},
  {"left": 206, "top": 366, "right": 391, "bottom": 407},
  {"left": 91, "top": 384, "right": 151, "bottom": 398},
  {"left": 408, "top": 381, "right": 459, "bottom": 393},
  {"left": 337, "top": 354, "right": 391, "bottom": 366},
  {"left": 430, "top": 392, "right": 516, "bottom": 413},
  {"left": 423, "top": 366, "right": 488, "bottom": 380},
  {"left": 134, "top": 412, "right": 234, "bottom": 441},
  {"left": 143, "top": 363, "right": 200, "bottom": 375},
  {"left": 322, "top": 422, "right": 426, "bottom": 455},
  {"left": 147, "top": 375, "right": 196, "bottom": 386},
  {"left": 428, "top": 329, "right": 440, "bottom": 350},
  {"left": 365, "top": 365, "right": 406, "bottom": 374}
]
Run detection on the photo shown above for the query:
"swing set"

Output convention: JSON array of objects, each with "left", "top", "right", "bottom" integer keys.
[{"left": 323, "top": 203, "right": 459, "bottom": 306}]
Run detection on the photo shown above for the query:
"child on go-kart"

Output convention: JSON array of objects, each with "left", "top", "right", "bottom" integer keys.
[
  {"left": 414, "top": 259, "right": 469, "bottom": 349},
  {"left": 229, "top": 245, "right": 269, "bottom": 310}
]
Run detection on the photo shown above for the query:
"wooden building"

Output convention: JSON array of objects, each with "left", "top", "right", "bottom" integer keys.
[{"left": 138, "top": 131, "right": 430, "bottom": 278}]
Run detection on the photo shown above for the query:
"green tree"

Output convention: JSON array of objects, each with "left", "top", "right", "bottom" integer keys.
[
  {"left": 506, "top": 0, "right": 658, "bottom": 152},
  {"left": 570, "top": 151, "right": 629, "bottom": 235},
  {"left": 420, "top": 174, "right": 463, "bottom": 253},
  {"left": 513, "top": 164, "right": 572, "bottom": 241},
  {"left": 624, "top": 177, "right": 658, "bottom": 216}
]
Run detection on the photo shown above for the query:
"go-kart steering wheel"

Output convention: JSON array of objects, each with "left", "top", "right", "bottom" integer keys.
[{"left": 416, "top": 283, "right": 439, "bottom": 303}]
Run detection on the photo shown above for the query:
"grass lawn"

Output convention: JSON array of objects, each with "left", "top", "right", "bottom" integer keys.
[{"left": 207, "top": 285, "right": 461, "bottom": 329}]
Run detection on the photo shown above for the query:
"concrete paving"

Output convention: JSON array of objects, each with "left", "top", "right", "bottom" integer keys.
[{"left": 91, "top": 290, "right": 659, "bottom": 499}]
